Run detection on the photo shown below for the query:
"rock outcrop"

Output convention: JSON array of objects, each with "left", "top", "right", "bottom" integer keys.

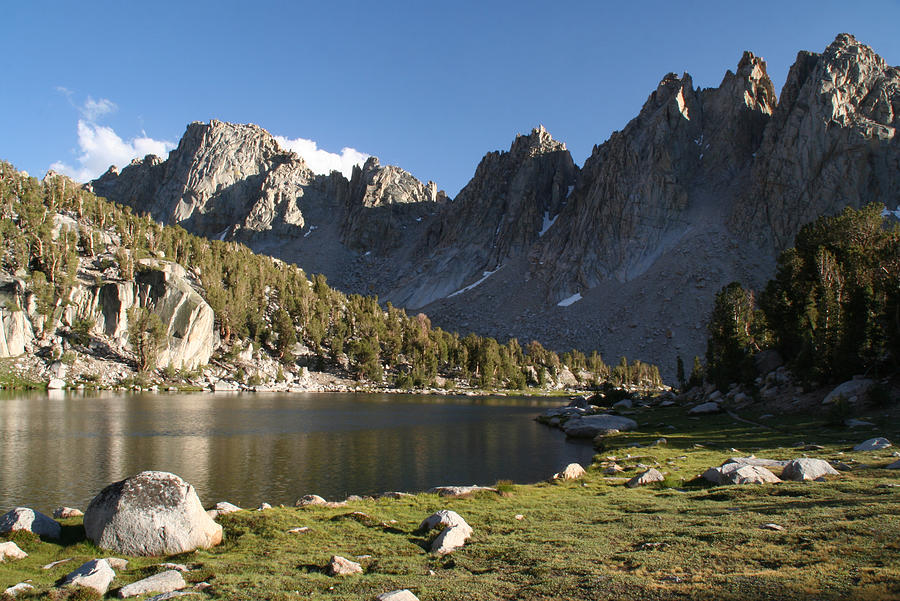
[
  {"left": 64, "top": 259, "right": 215, "bottom": 370},
  {"left": 0, "top": 278, "right": 34, "bottom": 358},
  {"left": 734, "top": 34, "right": 900, "bottom": 250},
  {"left": 84, "top": 471, "right": 223, "bottom": 556}
]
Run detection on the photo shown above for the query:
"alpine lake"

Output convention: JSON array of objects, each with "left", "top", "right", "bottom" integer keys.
[{"left": 0, "top": 391, "right": 593, "bottom": 512}]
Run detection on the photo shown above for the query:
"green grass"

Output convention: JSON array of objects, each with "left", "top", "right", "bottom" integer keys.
[{"left": 3, "top": 402, "right": 899, "bottom": 600}]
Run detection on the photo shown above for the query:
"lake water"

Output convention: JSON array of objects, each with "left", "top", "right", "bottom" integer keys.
[{"left": 0, "top": 391, "right": 594, "bottom": 512}]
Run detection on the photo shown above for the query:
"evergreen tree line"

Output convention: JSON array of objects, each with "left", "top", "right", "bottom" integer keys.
[
  {"left": 0, "top": 163, "right": 663, "bottom": 389},
  {"left": 697, "top": 204, "right": 900, "bottom": 391}
]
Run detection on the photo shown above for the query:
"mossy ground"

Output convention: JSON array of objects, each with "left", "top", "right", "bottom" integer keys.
[{"left": 2, "top": 402, "right": 899, "bottom": 600}]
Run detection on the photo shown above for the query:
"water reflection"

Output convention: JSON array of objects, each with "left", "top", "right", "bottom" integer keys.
[{"left": 0, "top": 392, "right": 594, "bottom": 512}]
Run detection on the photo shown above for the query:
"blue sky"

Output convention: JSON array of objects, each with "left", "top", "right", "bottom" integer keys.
[{"left": 2, "top": 1, "right": 898, "bottom": 196}]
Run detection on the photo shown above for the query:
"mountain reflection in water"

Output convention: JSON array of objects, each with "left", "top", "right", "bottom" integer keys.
[{"left": 0, "top": 392, "right": 594, "bottom": 511}]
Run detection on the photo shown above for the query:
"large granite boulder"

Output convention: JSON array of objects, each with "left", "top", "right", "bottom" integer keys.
[
  {"left": 84, "top": 471, "right": 223, "bottom": 556},
  {"left": 781, "top": 458, "right": 840, "bottom": 481},
  {"left": 822, "top": 378, "right": 874, "bottom": 405},
  {"left": 562, "top": 414, "right": 638, "bottom": 438},
  {"left": 0, "top": 507, "right": 61, "bottom": 539},
  {"left": 854, "top": 437, "right": 892, "bottom": 451},
  {"left": 722, "top": 465, "right": 782, "bottom": 485}
]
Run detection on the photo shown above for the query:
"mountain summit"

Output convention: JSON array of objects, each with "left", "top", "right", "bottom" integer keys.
[{"left": 91, "top": 34, "right": 900, "bottom": 379}]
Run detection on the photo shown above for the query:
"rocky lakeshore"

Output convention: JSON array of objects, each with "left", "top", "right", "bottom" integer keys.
[{"left": 2, "top": 394, "right": 899, "bottom": 600}]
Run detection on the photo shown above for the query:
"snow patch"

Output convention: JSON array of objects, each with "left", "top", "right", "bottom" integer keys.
[
  {"left": 557, "top": 292, "right": 582, "bottom": 307},
  {"left": 303, "top": 225, "right": 318, "bottom": 238},
  {"left": 566, "top": 185, "right": 574, "bottom": 198},
  {"left": 447, "top": 266, "right": 502, "bottom": 298},
  {"left": 882, "top": 208, "right": 900, "bottom": 219},
  {"left": 539, "top": 211, "right": 559, "bottom": 237}
]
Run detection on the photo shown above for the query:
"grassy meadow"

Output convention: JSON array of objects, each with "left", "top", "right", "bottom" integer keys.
[{"left": 2, "top": 401, "right": 899, "bottom": 600}]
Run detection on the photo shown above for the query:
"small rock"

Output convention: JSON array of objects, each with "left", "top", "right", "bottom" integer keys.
[
  {"left": 781, "top": 458, "right": 840, "bottom": 481},
  {"left": 554, "top": 463, "right": 586, "bottom": 480},
  {"left": 48, "top": 378, "right": 66, "bottom": 390},
  {"left": 613, "top": 398, "right": 632, "bottom": 409},
  {"left": 427, "top": 485, "right": 497, "bottom": 497},
  {"left": 119, "top": 570, "right": 186, "bottom": 598},
  {"left": 515, "top": 514, "right": 525, "bottom": 520},
  {"left": 53, "top": 506, "right": 84, "bottom": 519},
  {"left": 689, "top": 401, "right": 720, "bottom": 415},
  {"left": 0, "top": 541, "right": 28, "bottom": 561},
  {"left": 375, "top": 590, "right": 420, "bottom": 601},
  {"left": 287, "top": 526, "right": 310, "bottom": 534},
  {"left": 0, "top": 507, "right": 61, "bottom": 538},
  {"left": 626, "top": 468, "right": 665, "bottom": 488},
  {"left": 3, "top": 583, "right": 34, "bottom": 597},
  {"left": 43, "top": 558, "right": 73, "bottom": 570},
  {"left": 257, "top": 502, "right": 272, "bottom": 511},
  {"left": 854, "top": 437, "right": 892, "bottom": 451},
  {"left": 378, "top": 491, "right": 413, "bottom": 499},
  {"left": 158, "top": 563, "right": 189, "bottom": 572},
  {"left": 61, "top": 558, "right": 116, "bottom": 595},
  {"left": 106, "top": 558, "right": 129, "bottom": 570},
  {"left": 604, "top": 465, "right": 624, "bottom": 474},
  {"left": 295, "top": 494, "right": 327, "bottom": 506},
  {"left": 146, "top": 592, "right": 200, "bottom": 601},
  {"left": 760, "top": 523, "right": 784, "bottom": 531},
  {"left": 327, "top": 555, "right": 363, "bottom": 576},
  {"left": 207, "top": 501, "right": 242, "bottom": 518}
]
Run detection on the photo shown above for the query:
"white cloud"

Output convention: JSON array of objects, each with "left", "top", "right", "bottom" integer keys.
[
  {"left": 82, "top": 97, "right": 117, "bottom": 121},
  {"left": 274, "top": 135, "right": 369, "bottom": 178},
  {"left": 50, "top": 120, "right": 175, "bottom": 182}
]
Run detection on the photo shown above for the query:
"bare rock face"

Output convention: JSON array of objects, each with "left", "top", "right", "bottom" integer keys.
[
  {"left": 734, "top": 34, "right": 900, "bottom": 250},
  {"left": 0, "top": 277, "right": 34, "bottom": 358},
  {"left": 84, "top": 471, "right": 223, "bottom": 556},
  {"left": 64, "top": 259, "right": 214, "bottom": 370},
  {"left": 390, "top": 126, "right": 577, "bottom": 308},
  {"left": 342, "top": 156, "right": 447, "bottom": 255},
  {"left": 534, "top": 52, "right": 775, "bottom": 297}
]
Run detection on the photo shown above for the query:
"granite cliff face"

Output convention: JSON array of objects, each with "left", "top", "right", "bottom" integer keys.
[
  {"left": 532, "top": 51, "right": 775, "bottom": 296},
  {"left": 733, "top": 33, "right": 900, "bottom": 250},
  {"left": 389, "top": 126, "right": 577, "bottom": 308},
  {"left": 90, "top": 35, "right": 899, "bottom": 380}
]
